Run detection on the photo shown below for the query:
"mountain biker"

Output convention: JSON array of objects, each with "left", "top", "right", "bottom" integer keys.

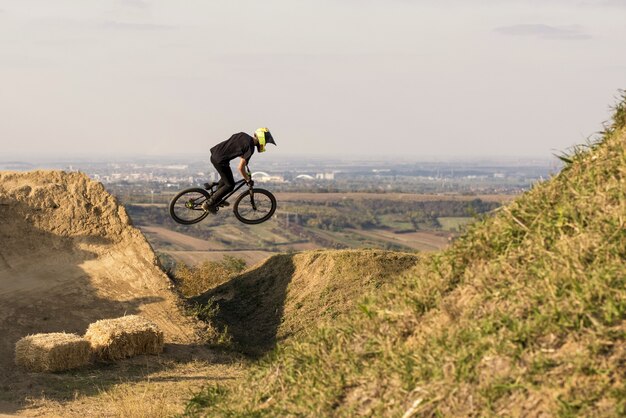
[{"left": 202, "top": 128, "right": 276, "bottom": 212}]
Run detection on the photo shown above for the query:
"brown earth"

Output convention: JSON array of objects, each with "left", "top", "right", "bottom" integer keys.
[{"left": 0, "top": 171, "right": 215, "bottom": 414}]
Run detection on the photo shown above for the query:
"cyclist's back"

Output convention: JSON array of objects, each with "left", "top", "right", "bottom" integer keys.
[{"left": 210, "top": 132, "right": 255, "bottom": 165}]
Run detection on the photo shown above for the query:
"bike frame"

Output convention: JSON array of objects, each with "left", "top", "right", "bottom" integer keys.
[
  {"left": 211, "top": 178, "right": 249, "bottom": 204},
  {"left": 207, "top": 165, "right": 254, "bottom": 203}
]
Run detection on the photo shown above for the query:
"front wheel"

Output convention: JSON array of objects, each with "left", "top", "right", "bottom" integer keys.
[
  {"left": 233, "top": 188, "right": 277, "bottom": 224},
  {"left": 169, "top": 188, "right": 211, "bottom": 225}
]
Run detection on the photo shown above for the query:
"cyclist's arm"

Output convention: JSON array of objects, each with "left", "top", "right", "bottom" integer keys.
[{"left": 238, "top": 158, "right": 251, "bottom": 182}]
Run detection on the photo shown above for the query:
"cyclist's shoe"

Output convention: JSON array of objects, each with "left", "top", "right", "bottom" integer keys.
[
  {"left": 202, "top": 200, "right": 218, "bottom": 213},
  {"left": 219, "top": 201, "right": 230, "bottom": 207}
]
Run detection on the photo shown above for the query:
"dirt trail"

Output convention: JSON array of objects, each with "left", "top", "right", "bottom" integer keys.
[{"left": 0, "top": 171, "right": 209, "bottom": 413}]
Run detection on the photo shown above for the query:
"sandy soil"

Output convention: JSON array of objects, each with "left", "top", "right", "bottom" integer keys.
[{"left": 0, "top": 171, "right": 218, "bottom": 415}]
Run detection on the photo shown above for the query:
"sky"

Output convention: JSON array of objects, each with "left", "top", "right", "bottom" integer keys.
[{"left": 0, "top": 0, "right": 625, "bottom": 160}]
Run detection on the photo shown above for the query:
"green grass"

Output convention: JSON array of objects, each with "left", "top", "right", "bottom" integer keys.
[
  {"left": 378, "top": 214, "right": 416, "bottom": 231},
  {"left": 437, "top": 216, "right": 473, "bottom": 232},
  {"left": 184, "top": 94, "right": 626, "bottom": 417}
]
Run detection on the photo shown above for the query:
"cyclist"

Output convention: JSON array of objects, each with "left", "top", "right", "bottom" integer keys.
[{"left": 202, "top": 128, "right": 276, "bottom": 212}]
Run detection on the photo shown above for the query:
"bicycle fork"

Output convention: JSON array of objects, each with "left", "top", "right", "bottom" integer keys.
[
  {"left": 245, "top": 166, "right": 258, "bottom": 211},
  {"left": 249, "top": 188, "right": 257, "bottom": 211}
]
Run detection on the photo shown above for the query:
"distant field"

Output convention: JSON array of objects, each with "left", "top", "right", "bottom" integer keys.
[
  {"left": 280, "top": 242, "right": 319, "bottom": 251},
  {"left": 304, "top": 227, "right": 365, "bottom": 249},
  {"left": 377, "top": 214, "right": 414, "bottom": 231},
  {"left": 275, "top": 192, "right": 514, "bottom": 203},
  {"left": 142, "top": 226, "right": 226, "bottom": 251},
  {"left": 128, "top": 192, "right": 503, "bottom": 268},
  {"left": 145, "top": 193, "right": 514, "bottom": 205},
  {"left": 164, "top": 250, "right": 274, "bottom": 267},
  {"left": 347, "top": 228, "right": 449, "bottom": 251},
  {"left": 438, "top": 217, "right": 474, "bottom": 232}
]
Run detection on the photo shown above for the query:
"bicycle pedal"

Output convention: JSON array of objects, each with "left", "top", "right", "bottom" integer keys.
[{"left": 203, "top": 205, "right": 218, "bottom": 214}]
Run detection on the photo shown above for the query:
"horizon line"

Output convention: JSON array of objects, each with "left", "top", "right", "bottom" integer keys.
[{"left": 0, "top": 152, "right": 559, "bottom": 163}]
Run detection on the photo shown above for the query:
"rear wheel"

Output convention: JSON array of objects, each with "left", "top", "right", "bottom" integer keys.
[
  {"left": 233, "top": 188, "right": 276, "bottom": 224},
  {"left": 169, "top": 188, "right": 211, "bottom": 225}
]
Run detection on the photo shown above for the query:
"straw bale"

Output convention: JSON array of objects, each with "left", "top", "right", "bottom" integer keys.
[
  {"left": 15, "top": 332, "right": 91, "bottom": 372},
  {"left": 85, "top": 315, "right": 164, "bottom": 360}
]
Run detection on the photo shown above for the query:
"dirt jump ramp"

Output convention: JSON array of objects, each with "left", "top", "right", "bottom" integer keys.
[{"left": 0, "top": 171, "right": 198, "bottom": 375}]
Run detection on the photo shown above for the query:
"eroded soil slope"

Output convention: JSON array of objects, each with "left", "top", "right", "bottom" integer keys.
[
  {"left": 194, "top": 249, "right": 419, "bottom": 355},
  {"left": 0, "top": 171, "right": 199, "bottom": 376}
]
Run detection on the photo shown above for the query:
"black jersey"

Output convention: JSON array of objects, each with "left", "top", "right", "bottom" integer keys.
[{"left": 210, "top": 132, "right": 255, "bottom": 164}]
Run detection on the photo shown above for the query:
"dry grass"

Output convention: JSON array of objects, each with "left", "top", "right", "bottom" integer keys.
[
  {"left": 100, "top": 381, "right": 189, "bottom": 418},
  {"left": 85, "top": 315, "right": 164, "bottom": 361},
  {"left": 96, "top": 360, "right": 244, "bottom": 418},
  {"left": 172, "top": 256, "right": 247, "bottom": 297},
  {"left": 14, "top": 333, "right": 91, "bottom": 373},
  {"left": 12, "top": 359, "right": 244, "bottom": 418}
]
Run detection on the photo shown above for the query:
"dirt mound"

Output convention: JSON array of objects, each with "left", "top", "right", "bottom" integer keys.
[
  {"left": 0, "top": 171, "right": 198, "bottom": 377},
  {"left": 193, "top": 249, "right": 419, "bottom": 355}
]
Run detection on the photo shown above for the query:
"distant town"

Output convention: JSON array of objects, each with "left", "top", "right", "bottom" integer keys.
[{"left": 0, "top": 155, "right": 560, "bottom": 195}]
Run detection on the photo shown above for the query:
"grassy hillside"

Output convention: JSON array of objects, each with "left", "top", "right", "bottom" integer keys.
[{"left": 186, "top": 94, "right": 626, "bottom": 417}]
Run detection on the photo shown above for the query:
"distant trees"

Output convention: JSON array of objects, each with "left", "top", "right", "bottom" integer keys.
[
  {"left": 125, "top": 197, "right": 500, "bottom": 241},
  {"left": 283, "top": 198, "right": 499, "bottom": 232}
]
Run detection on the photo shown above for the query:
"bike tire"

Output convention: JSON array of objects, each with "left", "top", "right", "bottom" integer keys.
[
  {"left": 169, "top": 187, "right": 211, "bottom": 225},
  {"left": 233, "top": 188, "right": 277, "bottom": 225}
]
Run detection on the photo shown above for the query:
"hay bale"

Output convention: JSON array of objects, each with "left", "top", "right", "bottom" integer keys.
[
  {"left": 85, "top": 315, "right": 164, "bottom": 361},
  {"left": 15, "top": 332, "right": 91, "bottom": 372}
]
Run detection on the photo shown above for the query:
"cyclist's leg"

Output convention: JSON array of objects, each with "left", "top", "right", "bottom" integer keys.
[{"left": 208, "top": 157, "right": 235, "bottom": 205}]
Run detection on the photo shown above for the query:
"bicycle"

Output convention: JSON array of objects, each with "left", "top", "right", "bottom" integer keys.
[{"left": 168, "top": 167, "right": 277, "bottom": 225}]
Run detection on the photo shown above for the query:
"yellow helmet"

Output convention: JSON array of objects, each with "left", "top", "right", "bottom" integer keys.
[{"left": 254, "top": 128, "right": 276, "bottom": 153}]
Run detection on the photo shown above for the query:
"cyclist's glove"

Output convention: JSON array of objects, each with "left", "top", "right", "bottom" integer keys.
[{"left": 246, "top": 179, "right": 255, "bottom": 187}]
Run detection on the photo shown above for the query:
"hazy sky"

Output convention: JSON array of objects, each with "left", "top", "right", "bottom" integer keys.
[{"left": 1, "top": 0, "right": 625, "bottom": 159}]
